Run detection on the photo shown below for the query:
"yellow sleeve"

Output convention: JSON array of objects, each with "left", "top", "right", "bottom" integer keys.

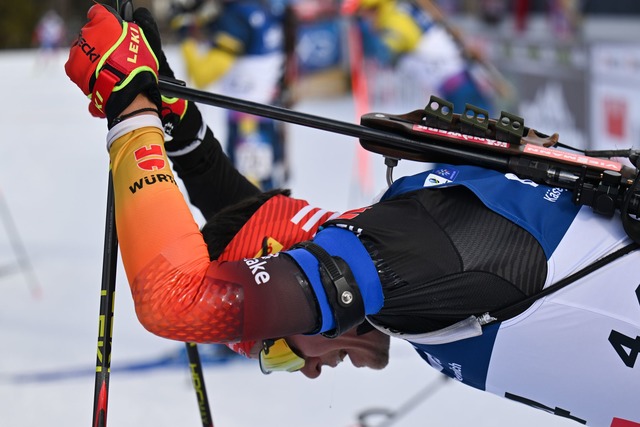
[
  {"left": 108, "top": 122, "right": 211, "bottom": 290},
  {"left": 181, "top": 39, "right": 236, "bottom": 89},
  {"left": 376, "top": 5, "right": 422, "bottom": 54}
]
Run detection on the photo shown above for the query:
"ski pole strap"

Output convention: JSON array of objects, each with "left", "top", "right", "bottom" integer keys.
[
  {"left": 292, "top": 241, "right": 365, "bottom": 338},
  {"left": 486, "top": 241, "right": 639, "bottom": 323}
]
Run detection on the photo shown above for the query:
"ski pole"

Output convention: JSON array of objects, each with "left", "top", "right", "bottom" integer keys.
[
  {"left": 186, "top": 343, "right": 215, "bottom": 427},
  {"left": 88, "top": 2, "right": 216, "bottom": 425},
  {"left": 91, "top": 2, "right": 132, "bottom": 426},
  {"left": 355, "top": 376, "right": 450, "bottom": 427},
  {"left": 158, "top": 77, "right": 509, "bottom": 171},
  {"left": 92, "top": 170, "right": 118, "bottom": 427},
  {"left": 0, "top": 186, "right": 42, "bottom": 298}
]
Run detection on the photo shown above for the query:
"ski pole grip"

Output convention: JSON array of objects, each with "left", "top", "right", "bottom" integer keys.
[{"left": 119, "top": 0, "right": 134, "bottom": 21}]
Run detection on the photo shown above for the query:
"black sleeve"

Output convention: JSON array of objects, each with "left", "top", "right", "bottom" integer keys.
[{"left": 165, "top": 102, "right": 261, "bottom": 220}]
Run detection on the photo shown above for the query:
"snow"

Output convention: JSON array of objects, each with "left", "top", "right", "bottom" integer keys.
[{"left": 0, "top": 48, "right": 577, "bottom": 427}]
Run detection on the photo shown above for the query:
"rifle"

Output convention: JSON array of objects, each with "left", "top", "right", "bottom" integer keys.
[{"left": 158, "top": 78, "right": 640, "bottom": 243}]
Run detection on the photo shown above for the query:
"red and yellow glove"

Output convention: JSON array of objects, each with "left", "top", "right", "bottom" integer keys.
[{"left": 65, "top": 4, "right": 161, "bottom": 127}]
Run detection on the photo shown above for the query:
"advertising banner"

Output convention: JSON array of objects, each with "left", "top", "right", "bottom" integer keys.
[
  {"left": 490, "top": 40, "right": 589, "bottom": 150},
  {"left": 590, "top": 43, "right": 640, "bottom": 154}
]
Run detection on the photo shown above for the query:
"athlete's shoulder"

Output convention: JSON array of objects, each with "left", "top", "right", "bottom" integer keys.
[
  {"left": 385, "top": 164, "right": 583, "bottom": 256},
  {"left": 219, "top": 195, "right": 339, "bottom": 261},
  {"left": 384, "top": 164, "right": 573, "bottom": 204}
]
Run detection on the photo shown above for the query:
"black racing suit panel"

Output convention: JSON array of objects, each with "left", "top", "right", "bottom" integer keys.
[
  {"left": 324, "top": 185, "right": 548, "bottom": 334},
  {"left": 166, "top": 103, "right": 261, "bottom": 221}
]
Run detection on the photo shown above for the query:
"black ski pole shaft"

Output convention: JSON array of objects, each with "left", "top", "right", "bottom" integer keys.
[
  {"left": 91, "top": 2, "right": 131, "bottom": 427},
  {"left": 376, "top": 376, "right": 448, "bottom": 427},
  {"left": 158, "top": 78, "right": 509, "bottom": 171},
  {"left": 92, "top": 171, "right": 118, "bottom": 427},
  {"left": 356, "top": 376, "right": 449, "bottom": 427},
  {"left": 186, "top": 343, "right": 215, "bottom": 427},
  {"left": 157, "top": 77, "right": 392, "bottom": 140}
]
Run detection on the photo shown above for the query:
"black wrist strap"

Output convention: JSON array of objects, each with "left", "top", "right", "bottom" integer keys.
[
  {"left": 292, "top": 241, "right": 365, "bottom": 338},
  {"left": 108, "top": 107, "right": 160, "bottom": 129}
]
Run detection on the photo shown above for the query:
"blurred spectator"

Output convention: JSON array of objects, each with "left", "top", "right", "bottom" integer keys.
[
  {"left": 32, "top": 9, "right": 66, "bottom": 69},
  {"left": 344, "top": 0, "right": 497, "bottom": 114},
  {"left": 33, "top": 9, "right": 66, "bottom": 51},
  {"left": 170, "top": 0, "right": 295, "bottom": 190}
]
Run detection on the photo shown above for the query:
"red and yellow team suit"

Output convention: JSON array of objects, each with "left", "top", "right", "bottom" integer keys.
[{"left": 108, "top": 115, "right": 339, "bottom": 347}]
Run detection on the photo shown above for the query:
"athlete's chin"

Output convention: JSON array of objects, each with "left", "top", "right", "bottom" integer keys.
[
  {"left": 370, "top": 355, "right": 389, "bottom": 370},
  {"left": 350, "top": 353, "right": 389, "bottom": 370},
  {"left": 356, "top": 360, "right": 388, "bottom": 370}
]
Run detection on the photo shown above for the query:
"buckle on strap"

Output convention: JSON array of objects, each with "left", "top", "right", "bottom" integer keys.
[
  {"left": 91, "top": 66, "right": 123, "bottom": 117},
  {"left": 292, "top": 241, "right": 364, "bottom": 338}
]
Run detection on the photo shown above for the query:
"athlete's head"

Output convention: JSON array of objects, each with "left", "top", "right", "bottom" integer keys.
[
  {"left": 203, "top": 190, "right": 390, "bottom": 377},
  {"left": 248, "top": 327, "right": 390, "bottom": 378},
  {"left": 286, "top": 328, "right": 390, "bottom": 378}
]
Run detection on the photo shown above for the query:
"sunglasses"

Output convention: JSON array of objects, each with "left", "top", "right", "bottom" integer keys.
[{"left": 259, "top": 338, "right": 305, "bottom": 374}]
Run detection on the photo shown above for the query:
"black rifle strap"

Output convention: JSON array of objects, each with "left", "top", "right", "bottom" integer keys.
[
  {"left": 488, "top": 241, "right": 639, "bottom": 323},
  {"left": 291, "top": 241, "right": 365, "bottom": 338}
]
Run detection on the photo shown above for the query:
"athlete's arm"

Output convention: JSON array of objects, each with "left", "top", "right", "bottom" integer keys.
[
  {"left": 132, "top": 7, "right": 261, "bottom": 219},
  {"left": 165, "top": 101, "right": 261, "bottom": 221},
  {"left": 65, "top": 5, "right": 321, "bottom": 345},
  {"left": 108, "top": 96, "right": 318, "bottom": 343}
]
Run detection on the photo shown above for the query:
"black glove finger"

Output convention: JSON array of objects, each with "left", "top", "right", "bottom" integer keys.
[
  {"left": 133, "top": 7, "right": 160, "bottom": 48},
  {"left": 133, "top": 7, "right": 176, "bottom": 79}
]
